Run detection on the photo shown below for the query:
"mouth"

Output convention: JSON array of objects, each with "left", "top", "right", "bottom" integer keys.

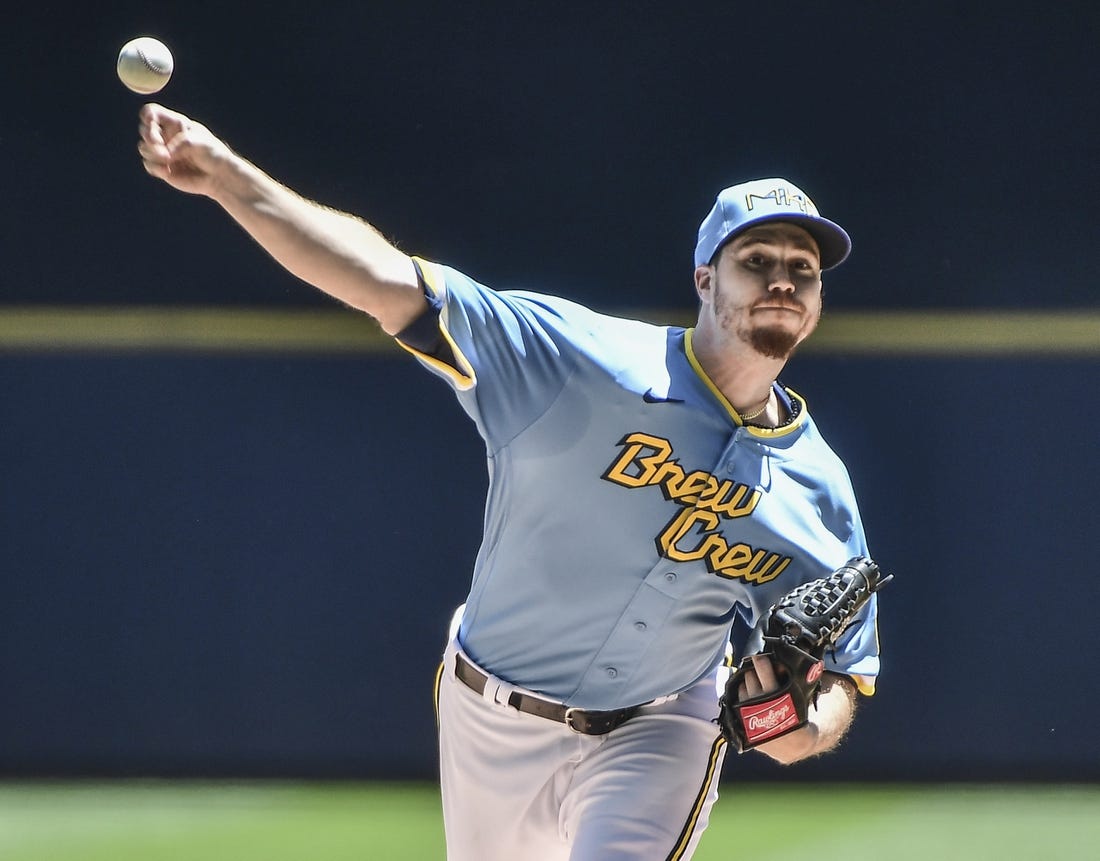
[{"left": 753, "top": 304, "right": 803, "bottom": 314}]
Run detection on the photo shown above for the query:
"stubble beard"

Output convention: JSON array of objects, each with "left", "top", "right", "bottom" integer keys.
[{"left": 713, "top": 280, "right": 816, "bottom": 361}]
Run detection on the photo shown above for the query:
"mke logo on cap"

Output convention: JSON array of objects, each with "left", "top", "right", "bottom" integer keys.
[{"left": 746, "top": 187, "right": 818, "bottom": 216}]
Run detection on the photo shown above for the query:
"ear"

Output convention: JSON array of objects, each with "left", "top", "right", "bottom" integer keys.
[{"left": 694, "top": 265, "right": 714, "bottom": 304}]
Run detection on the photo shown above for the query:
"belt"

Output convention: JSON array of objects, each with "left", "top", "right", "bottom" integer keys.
[{"left": 454, "top": 652, "right": 639, "bottom": 735}]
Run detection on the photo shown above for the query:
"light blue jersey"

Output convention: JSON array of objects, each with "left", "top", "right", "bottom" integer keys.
[{"left": 400, "top": 258, "right": 880, "bottom": 711}]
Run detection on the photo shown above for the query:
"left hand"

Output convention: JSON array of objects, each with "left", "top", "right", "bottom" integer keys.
[{"left": 732, "top": 654, "right": 817, "bottom": 761}]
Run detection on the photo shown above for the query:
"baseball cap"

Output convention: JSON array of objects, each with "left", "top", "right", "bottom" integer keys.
[{"left": 694, "top": 178, "right": 851, "bottom": 270}]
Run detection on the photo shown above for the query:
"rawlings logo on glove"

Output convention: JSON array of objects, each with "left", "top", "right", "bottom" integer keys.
[
  {"left": 717, "top": 556, "right": 892, "bottom": 753},
  {"left": 743, "top": 697, "right": 798, "bottom": 737}
]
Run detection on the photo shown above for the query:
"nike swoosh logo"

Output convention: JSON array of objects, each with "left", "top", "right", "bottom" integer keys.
[{"left": 643, "top": 389, "right": 684, "bottom": 404}]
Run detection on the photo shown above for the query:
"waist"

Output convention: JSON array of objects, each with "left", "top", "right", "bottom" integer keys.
[{"left": 453, "top": 651, "right": 642, "bottom": 735}]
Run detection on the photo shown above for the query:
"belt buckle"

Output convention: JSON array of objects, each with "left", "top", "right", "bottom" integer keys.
[{"left": 564, "top": 707, "right": 587, "bottom": 734}]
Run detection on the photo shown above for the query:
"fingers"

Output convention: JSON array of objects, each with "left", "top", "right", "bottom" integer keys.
[
  {"left": 751, "top": 654, "right": 779, "bottom": 691},
  {"left": 137, "top": 104, "right": 177, "bottom": 175},
  {"left": 139, "top": 103, "right": 171, "bottom": 145},
  {"left": 140, "top": 109, "right": 164, "bottom": 148},
  {"left": 136, "top": 104, "right": 218, "bottom": 190},
  {"left": 737, "top": 654, "right": 781, "bottom": 700},
  {"left": 137, "top": 140, "right": 170, "bottom": 180},
  {"left": 138, "top": 103, "right": 200, "bottom": 154},
  {"left": 139, "top": 102, "right": 188, "bottom": 136}
]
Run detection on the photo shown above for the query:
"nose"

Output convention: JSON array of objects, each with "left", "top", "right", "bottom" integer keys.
[{"left": 767, "top": 265, "right": 797, "bottom": 294}]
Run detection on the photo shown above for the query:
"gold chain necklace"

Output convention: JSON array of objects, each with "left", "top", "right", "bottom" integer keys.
[{"left": 738, "top": 392, "right": 772, "bottom": 421}]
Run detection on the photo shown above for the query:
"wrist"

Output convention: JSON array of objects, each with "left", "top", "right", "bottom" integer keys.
[
  {"left": 206, "top": 148, "right": 254, "bottom": 203},
  {"left": 755, "top": 721, "right": 820, "bottom": 764}
]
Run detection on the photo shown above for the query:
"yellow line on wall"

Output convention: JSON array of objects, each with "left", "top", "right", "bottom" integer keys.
[
  {"left": 0, "top": 307, "right": 1096, "bottom": 356},
  {"left": 0, "top": 307, "right": 387, "bottom": 354},
  {"left": 805, "top": 310, "right": 1100, "bottom": 356}
]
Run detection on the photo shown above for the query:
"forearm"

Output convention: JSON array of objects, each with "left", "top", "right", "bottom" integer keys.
[
  {"left": 207, "top": 153, "right": 425, "bottom": 334},
  {"left": 754, "top": 673, "right": 857, "bottom": 765}
]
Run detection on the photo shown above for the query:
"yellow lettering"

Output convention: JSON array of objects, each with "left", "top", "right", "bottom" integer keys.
[
  {"left": 696, "top": 479, "right": 760, "bottom": 519},
  {"left": 657, "top": 508, "right": 720, "bottom": 561},
  {"left": 667, "top": 469, "right": 717, "bottom": 505},
  {"left": 715, "top": 548, "right": 792, "bottom": 584},
  {"left": 602, "top": 432, "right": 672, "bottom": 487},
  {"left": 712, "top": 542, "right": 755, "bottom": 573},
  {"left": 652, "top": 459, "right": 687, "bottom": 495},
  {"left": 603, "top": 432, "right": 792, "bottom": 587},
  {"left": 751, "top": 554, "right": 791, "bottom": 584}
]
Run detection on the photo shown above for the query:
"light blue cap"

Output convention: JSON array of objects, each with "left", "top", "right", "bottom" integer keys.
[{"left": 694, "top": 178, "right": 851, "bottom": 269}]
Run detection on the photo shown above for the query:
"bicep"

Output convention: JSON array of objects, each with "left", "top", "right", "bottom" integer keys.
[{"left": 353, "top": 254, "right": 429, "bottom": 336}]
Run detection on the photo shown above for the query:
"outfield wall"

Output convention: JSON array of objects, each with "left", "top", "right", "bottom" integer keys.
[{"left": 2, "top": 328, "right": 1096, "bottom": 782}]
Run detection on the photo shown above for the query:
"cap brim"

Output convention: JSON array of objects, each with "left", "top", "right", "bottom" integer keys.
[{"left": 725, "top": 213, "right": 852, "bottom": 270}]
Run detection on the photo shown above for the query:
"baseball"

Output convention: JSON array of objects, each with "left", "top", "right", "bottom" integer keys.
[{"left": 117, "top": 37, "right": 174, "bottom": 94}]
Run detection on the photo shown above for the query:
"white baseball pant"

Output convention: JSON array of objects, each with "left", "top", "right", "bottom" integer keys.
[{"left": 435, "top": 636, "right": 728, "bottom": 860}]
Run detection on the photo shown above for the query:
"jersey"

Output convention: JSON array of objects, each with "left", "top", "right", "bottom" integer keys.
[{"left": 398, "top": 257, "right": 881, "bottom": 711}]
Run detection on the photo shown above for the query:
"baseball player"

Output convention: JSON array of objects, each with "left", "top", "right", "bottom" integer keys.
[{"left": 137, "top": 103, "right": 883, "bottom": 861}]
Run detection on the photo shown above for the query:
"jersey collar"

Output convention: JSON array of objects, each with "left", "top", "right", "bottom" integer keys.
[{"left": 683, "top": 328, "right": 807, "bottom": 439}]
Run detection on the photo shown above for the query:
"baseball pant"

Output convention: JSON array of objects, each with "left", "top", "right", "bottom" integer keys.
[{"left": 436, "top": 636, "right": 728, "bottom": 860}]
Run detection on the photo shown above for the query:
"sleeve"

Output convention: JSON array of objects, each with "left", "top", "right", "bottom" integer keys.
[
  {"left": 394, "top": 257, "right": 586, "bottom": 451},
  {"left": 827, "top": 592, "right": 882, "bottom": 696},
  {"left": 392, "top": 259, "right": 451, "bottom": 361},
  {"left": 826, "top": 491, "right": 882, "bottom": 697}
]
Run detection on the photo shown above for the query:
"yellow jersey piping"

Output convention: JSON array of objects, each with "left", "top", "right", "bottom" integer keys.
[
  {"left": 683, "top": 329, "right": 805, "bottom": 439},
  {"left": 394, "top": 257, "right": 477, "bottom": 391}
]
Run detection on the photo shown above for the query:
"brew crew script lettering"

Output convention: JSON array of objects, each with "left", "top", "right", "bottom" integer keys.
[{"left": 601, "top": 432, "right": 792, "bottom": 585}]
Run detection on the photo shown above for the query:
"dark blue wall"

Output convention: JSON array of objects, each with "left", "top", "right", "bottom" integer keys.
[
  {"left": 2, "top": 2, "right": 1098, "bottom": 781},
  {"left": 1, "top": 354, "right": 482, "bottom": 777},
  {"left": 2, "top": 351, "right": 1096, "bottom": 781}
]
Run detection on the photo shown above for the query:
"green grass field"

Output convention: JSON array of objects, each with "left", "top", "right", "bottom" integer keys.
[{"left": 1, "top": 782, "right": 1097, "bottom": 860}]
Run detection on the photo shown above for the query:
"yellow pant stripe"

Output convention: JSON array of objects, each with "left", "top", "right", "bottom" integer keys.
[
  {"left": 433, "top": 660, "right": 446, "bottom": 728},
  {"left": 665, "top": 735, "right": 727, "bottom": 860}
]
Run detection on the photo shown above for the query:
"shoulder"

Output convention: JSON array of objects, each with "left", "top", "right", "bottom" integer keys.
[
  {"left": 506, "top": 290, "right": 667, "bottom": 339},
  {"left": 419, "top": 257, "right": 670, "bottom": 349}
]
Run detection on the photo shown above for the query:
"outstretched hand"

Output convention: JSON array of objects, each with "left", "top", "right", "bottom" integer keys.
[{"left": 137, "top": 104, "right": 233, "bottom": 197}]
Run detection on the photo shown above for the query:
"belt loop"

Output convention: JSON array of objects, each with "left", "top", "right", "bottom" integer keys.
[{"left": 483, "top": 677, "right": 519, "bottom": 713}]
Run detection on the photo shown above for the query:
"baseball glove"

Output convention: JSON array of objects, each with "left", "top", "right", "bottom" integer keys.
[{"left": 717, "top": 556, "right": 891, "bottom": 753}]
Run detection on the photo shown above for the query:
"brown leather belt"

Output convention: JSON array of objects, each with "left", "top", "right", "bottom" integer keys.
[{"left": 454, "top": 652, "right": 639, "bottom": 735}]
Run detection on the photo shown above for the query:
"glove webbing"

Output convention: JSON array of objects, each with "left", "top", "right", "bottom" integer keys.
[{"left": 770, "top": 557, "right": 891, "bottom": 650}]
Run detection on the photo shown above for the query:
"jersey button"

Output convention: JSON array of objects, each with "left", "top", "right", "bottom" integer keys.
[
  {"left": 606, "top": 667, "right": 618, "bottom": 678},
  {"left": 634, "top": 621, "right": 648, "bottom": 631},
  {"left": 664, "top": 572, "right": 677, "bottom": 583}
]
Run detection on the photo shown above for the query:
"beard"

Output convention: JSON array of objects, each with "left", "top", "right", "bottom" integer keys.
[
  {"left": 744, "top": 324, "right": 801, "bottom": 360},
  {"left": 712, "top": 274, "right": 820, "bottom": 360}
]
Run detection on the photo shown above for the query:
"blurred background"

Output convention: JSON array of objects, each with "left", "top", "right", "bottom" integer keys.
[{"left": 1, "top": 0, "right": 1097, "bottom": 788}]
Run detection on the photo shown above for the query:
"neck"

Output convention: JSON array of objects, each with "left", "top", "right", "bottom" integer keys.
[{"left": 691, "top": 322, "right": 786, "bottom": 420}]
